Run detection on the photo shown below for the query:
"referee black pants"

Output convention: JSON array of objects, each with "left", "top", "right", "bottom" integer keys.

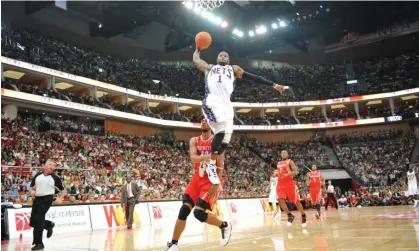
[
  {"left": 325, "top": 193, "right": 338, "bottom": 210},
  {"left": 30, "top": 195, "right": 54, "bottom": 245}
]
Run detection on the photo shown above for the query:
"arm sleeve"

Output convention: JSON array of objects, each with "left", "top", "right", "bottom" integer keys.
[
  {"left": 52, "top": 175, "right": 65, "bottom": 191},
  {"left": 30, "top": 173, "right": 42, "bottom": 187},
  {"left": 242, "top": 71, "right": 275, "bottom": 86}
]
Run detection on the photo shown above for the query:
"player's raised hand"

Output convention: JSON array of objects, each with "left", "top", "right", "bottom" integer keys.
[{"left": 273, "top": 84, "right": 285, "bottom": 94}]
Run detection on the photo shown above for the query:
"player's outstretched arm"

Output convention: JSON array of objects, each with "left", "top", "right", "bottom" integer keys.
[
  {"left": 193, "top": 49, "right": 212, "bottom": 74},
  {"left": 189, "top": 137, "right": 211, "bottom": 163},
  {"left": 232, "top": 65, "right": 285, "bottom": 94}
]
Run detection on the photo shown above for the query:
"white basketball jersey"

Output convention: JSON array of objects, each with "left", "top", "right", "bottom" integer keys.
[
  {"left": 408, "top": 171, "right": 417, "bottom": 184},
  {"left": 270, "top": 177, "right": 278, "bottom": 190},
  {"left": 205, "top": 65, "right": 235, "bottom": 99}
]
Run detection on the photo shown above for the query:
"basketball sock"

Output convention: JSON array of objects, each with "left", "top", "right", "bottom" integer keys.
[
  {"left": 315, "top": 204, "right": 321, "bottom": 212},
  {"left": 219, "top": 221, "right": 228, "bottom": 229},
  {"left": 171, "top": 240, "right": 178, "bottom": 245},
  {"left": 287, "top": 212, "right": 293, "bottom": 217}
]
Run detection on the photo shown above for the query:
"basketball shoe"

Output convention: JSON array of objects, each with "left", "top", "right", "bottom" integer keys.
[
  {"left": 165, "top": 242, "right": 179, "bottom": 251},
  {"left": 286, "top": 213, "right": 295, "bottom": 226},
  {"left": 413, "top": 200, "right": 418, "bottom": 208},
  {"left": 220, "top": 222, "right": 232, "bottom": 246},
  {"left": 301, "top": 214, "right": 307, "bottom": 228}
]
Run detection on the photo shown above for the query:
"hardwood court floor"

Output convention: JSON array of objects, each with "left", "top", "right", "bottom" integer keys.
[{"left": 3, "top": 206, "right": 419, "bottom": 251}]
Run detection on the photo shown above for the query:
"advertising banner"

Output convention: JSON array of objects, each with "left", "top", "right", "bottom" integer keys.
[
  {"left": 89, "top": 203, "right": 150, "bottom": 230},
  {"left": 7, "top": 205, "right": 91, "bottom": 239}
]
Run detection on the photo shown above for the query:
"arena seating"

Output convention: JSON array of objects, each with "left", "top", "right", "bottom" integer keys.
[
  {"left": 1, "top": 115, "right": 417, "bottom": 207},
  {"left": 2, "top": 23, "right": 419, "bottom": 125},
  {"left": 0, "top": 116, "right": 274, "bottom": 202},
  {"left": 334, "top": 129, "right": 416, "bottom": 187},
  {"left": 1, "top": 22, "right": 418, "bottom": 103},
  {"left": 1, "top": 21, "right": 419, "bottom": 207}
]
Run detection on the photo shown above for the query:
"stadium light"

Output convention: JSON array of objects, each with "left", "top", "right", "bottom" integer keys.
[
  {"left": 259, "top": 26, "right": 267, "bottom": 34},
  {"left": 233, "top": 29, "right": 244, "bottom": 37},
  {"left": 221, "top": 21, "right": 228, "bottom": 28},
  {"left": 271, "top": 23, "right": 278, "bottom": 29},
  {"left": 185, "top": 1, "right": 194, "bottom": 9},
  {"left": 98, "top": 23, "right": 102, "bottom": 28},
  {"left": 249, "top": 30, "right": 254, "bottom": 36},
  {"left": 279, "top": 21, "right": 287, "bottom": 27}
]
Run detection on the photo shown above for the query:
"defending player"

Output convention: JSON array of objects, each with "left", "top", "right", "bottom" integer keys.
[
  {"left": 193, "top": 48, "right": 285, "bottom": 176},
  {"left": 407, "top": 166, "right": 418, "bottom": 208},
  {"left": 276, "top": 150, "right": 307, "bottom": 227},
  {"left": 267, "top": 170, "right": 279, "bottom": 217},
  {"left": 166, "top": 119, "right": 231, "bottom": 251},
  {"left": 307, "top": 165, "right": 324, "bottom": 219}
]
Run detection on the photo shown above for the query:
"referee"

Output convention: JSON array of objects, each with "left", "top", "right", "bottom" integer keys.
[
  {"left": 29, "top": 159, "right": 66, "bottom": 250},
  {"left": 324, "top": 180, "right": 338, "bottom": 210}
]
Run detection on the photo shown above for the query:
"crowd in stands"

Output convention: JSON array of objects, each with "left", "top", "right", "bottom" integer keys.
[
  {"left": 6, "top": 78, "right": 414, "bottom": 126},
  {"left": 2, "top": 23, "right": 419, "bottom": 106},
  {"left": 334, "top": 129, "right": 415, "bottom": 186},
  {"left": 0, "top": 115, "right": 275, "bottom": 203},
  {"left": 1, "top": 113, "right": 418, "bottom": 208},
  {"left": 311, "top": 185, "right": 415, "bottom": 208},
  {"left": 1, "top": 21, "right": 419, "bottom": 207}
]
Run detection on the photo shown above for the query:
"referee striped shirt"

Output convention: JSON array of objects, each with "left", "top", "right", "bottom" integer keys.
[{"left": 31, "top": 172, "right": 64, "bottom": 196}]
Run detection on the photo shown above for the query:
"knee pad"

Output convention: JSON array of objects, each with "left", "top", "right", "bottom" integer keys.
[
  {"left": 193, "top": 209, "right": 208, "bottom": 223},
  {"left": 212, "top": 133, "right": 229, "bottom": 155},
  {"left": 178, "top": 204, "right": 192, "bottom": 221}
]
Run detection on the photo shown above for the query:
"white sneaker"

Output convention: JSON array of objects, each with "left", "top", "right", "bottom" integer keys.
[
  {"left": 413, "top": 200, "right": 418, "bottom": 208},
  {"left": 220, "top": 222, "right": 232, "bottom": 246},
  {"left": 165, "top": 242, "right": 179, "bottom": 251}
]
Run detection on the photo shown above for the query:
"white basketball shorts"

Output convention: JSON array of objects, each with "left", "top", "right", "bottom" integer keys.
[
  {"left": 408, "top": 182, "right": 418, "bottom": 196},
  {"left": 202, "top": 96, "right": 234, "bottom": 135},
  {"left": 268, "top": 189, "right": 278, "bottom": 203}
]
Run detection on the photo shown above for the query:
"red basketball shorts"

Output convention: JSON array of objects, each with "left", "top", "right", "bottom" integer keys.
[
  {"left": 310, "top": 186, "right": 322, "bottom": 202},
  {"left": 276, "top": 181, "right": 299, "bottom": 204},
  {"left": 184, "top": 174, "right": 222, "bottom": 211}
]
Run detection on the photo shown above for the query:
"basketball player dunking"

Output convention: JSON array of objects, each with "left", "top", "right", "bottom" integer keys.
[
  {"left": 193, "top": 48, "right": 285, "bottom": 178},
  {"left": 307, "top": 165, "right": 324, "bottom": 219},
  {"left": 407, "top": 166, "right": 418, "bottom": 208},
  {"left": 267, "top": 170, "right": 279, "bottom": 217},
  {"left": 276, "top": 150, "right": 307, "bottom": 227},
  {"left": 166, "top": 119, "right": 230, "bottom": 251}
]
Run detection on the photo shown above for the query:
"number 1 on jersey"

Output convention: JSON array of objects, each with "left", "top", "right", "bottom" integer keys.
[{"left": 217, "top": 75, "right": 222, "bottom": 83}]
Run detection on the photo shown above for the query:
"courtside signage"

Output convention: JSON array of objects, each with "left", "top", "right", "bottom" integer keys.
[
  {"left": 89, "top": 203, "right": 150, "bottom": 230},
  {"left": 7, "top": 205, "right": 91, "bottom": 239}
]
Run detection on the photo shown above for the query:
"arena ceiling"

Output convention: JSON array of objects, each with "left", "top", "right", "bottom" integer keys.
[{"left": 23, "top": 1, "right": 419, "bottom": 57}]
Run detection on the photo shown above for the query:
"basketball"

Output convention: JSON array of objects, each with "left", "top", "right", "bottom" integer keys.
[{"left": 195, "top": 31, "right": 212, "bottom": 50}]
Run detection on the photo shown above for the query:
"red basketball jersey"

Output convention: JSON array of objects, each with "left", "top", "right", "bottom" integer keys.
[
  {"left": 277, "top": 159, "right": 294, "bottom": 183},
  {"left": 194, "top": 135, "right": 213, "bottom": 175},
  {"left": 309, "top": 171, "right": 321, "bottom": 188}
]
